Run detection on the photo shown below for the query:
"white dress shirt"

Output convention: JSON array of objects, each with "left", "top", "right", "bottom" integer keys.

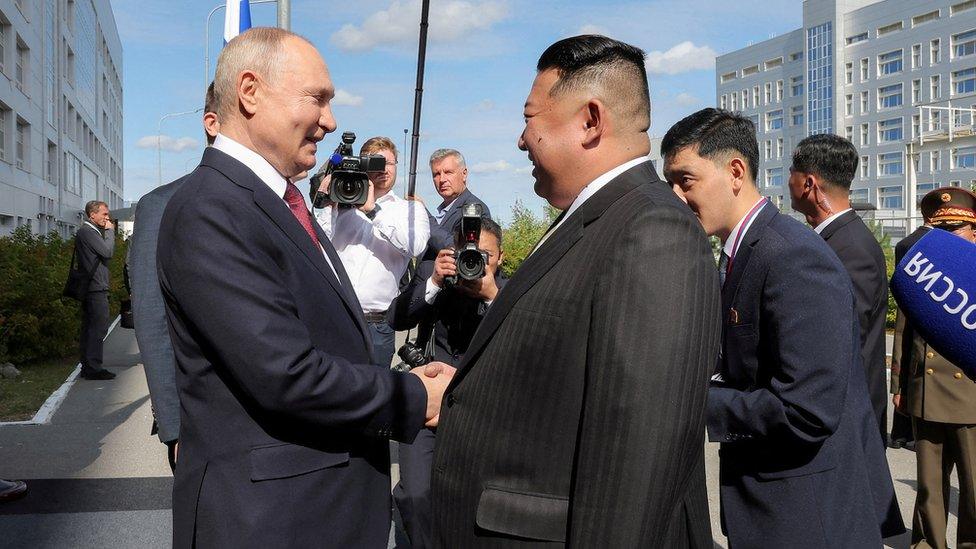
[
  {"left": 813, "top": 208, "right": 853, "bottom": 235},
  {"left": 531, "top": 156, "right": 650, "bottom": 256},
  {"left": 722, "top": 197, "right": 768, "bottom": 260},
  {"left": 212, "top": 133, "right": 340, "bottom": 279},
  {"left": 315, "top": 192, "right": 430, "bottom": 312}
]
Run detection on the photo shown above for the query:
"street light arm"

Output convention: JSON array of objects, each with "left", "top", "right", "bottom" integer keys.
[{"left": 158, "top": 108, "right": 206, "bottom": 188}]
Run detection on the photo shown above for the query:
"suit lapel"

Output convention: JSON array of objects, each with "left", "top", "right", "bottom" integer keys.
[
  {"left": 818, "top": 209, "right": 858, "bottom": 242},
  {"left": 450, "top": 161, "right": 654, "bottom": 389},
  {"left": 722, "top": 203, "right": 777, "bottom": 314}
]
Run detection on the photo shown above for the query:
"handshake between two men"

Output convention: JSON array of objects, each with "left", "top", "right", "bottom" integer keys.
[{"left": 411, "top": 361, "right": 456, "bottom": 427}]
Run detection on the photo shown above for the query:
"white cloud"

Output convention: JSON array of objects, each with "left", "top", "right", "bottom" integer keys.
[
  {"left": 135, "top": 135, "right": 200, "bottom": 153},
  {"left": 514, "top": 165, "right": 533, "bottom": 175},
  {"left": 577, "top": 24, "right": 610, "bottom": 36},
  {"left": 333, "top": 89, "right": 364, "bottom": 107},
  {"left": 331, "top": 0, "right": 509, "bottom": 52},
  {"left": 674, "top": 92, "right": 700, "bottom": 106},
  {"left": 469, "top": 160, "right": 511, "bottom": 173},
  {"left": 645, "top": 41, "right": 717, "bottom": 75}
]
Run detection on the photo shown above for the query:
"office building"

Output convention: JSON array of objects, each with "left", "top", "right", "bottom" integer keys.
[
  {"left": 0, "top": 0, "right": 122, "bottom": 238},
  {"left": 717, "top": 0, "right": 976, "bottom": 236}
]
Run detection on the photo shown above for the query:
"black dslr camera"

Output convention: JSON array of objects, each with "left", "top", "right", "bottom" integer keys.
[
  {"left": 393, "top": 341, "right": 429, "bottom": 372},
  {"left": 310, "top": 132, "right": 386, "bottom": 208},
  {"left": 445, "top": 203, "right": 488, "bottom": 286}
]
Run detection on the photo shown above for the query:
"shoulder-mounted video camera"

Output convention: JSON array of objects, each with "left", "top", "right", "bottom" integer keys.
[
  {"left": 445, "top": 203, "right": 488, "bottom": 286},
  {"left": 310, "top": 132, "right": 386, "bottom": 208}
]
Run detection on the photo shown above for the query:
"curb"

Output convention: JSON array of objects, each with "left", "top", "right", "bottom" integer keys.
[{"left": 0, "top": 315, "right": 122, "bottom": 427}]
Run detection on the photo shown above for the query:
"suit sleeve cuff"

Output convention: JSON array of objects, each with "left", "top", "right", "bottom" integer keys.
[{"left": 365, "top": 370, "right": 427, "bottom": 443}]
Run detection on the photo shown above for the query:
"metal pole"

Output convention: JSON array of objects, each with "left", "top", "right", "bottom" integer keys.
[
  {"left": 158, "top": 108, "right": 205, "bottom": 187},
  {"left": 402, "top": 128, "right": 409, "bottom": 197},
  {"left": 407, "top": 0, "right": 431, "bottom": 199},
  {"left": 277, "top": 0, "right": 290, "bottom": 30},
  {"left": 205, "top": 0, "right": 279, "bottom": 89}
]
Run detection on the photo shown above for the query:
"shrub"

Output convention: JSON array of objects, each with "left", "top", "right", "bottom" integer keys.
[{"left": 500, "top": 200, "right": 559, "bottom": 278}]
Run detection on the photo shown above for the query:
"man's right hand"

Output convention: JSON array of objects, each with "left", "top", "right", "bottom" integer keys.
[
  {"left": 104, "top": 220, "right": 115, "bottom": 231},
  {"left": 431, "top": 248, "right": 457, "bottom": 288},
  {"left": 315, "top": 173, "right": 334, "bottom": 206},
  {"left": 410, "top": 361, "right": 457, "bottom": 427}
]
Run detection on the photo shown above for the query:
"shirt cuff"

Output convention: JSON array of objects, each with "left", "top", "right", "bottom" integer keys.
[{"left": 424, "top": 277, "right": 442, "bottom": 304}]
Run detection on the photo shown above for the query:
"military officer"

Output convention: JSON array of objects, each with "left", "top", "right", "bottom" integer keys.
[{"left": 896, "top": 186, "right": 976, "bottom": 549}]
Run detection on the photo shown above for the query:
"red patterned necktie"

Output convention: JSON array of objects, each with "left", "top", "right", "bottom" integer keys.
[{"left": 283, "top": 182, "right": 321, "bottom": 247}]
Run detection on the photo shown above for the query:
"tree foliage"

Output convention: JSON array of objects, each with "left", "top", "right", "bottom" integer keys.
[
  {"left": 0, "top": 227, "right": 128, "bottom": 364},
  {"left": 500, "top": 200, "right": 559, "bottom": 278}
]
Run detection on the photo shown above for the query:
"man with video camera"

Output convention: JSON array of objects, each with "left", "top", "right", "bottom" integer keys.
[
  {"left": 314, "top": 136, "right": 430, "bottom": 369},
  {"left": 387, "top": 206, "right": 506, "bottom": 549}
]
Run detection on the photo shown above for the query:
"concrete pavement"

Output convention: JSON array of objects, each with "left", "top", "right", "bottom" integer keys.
[{"left": 0, "top": 326, "right": 958, "bottom": 548}]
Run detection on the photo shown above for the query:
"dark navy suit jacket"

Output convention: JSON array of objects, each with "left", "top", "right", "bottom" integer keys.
[
  {"left": 707, "top": 203, "right": 904, "bottom": 547},
  {"left": 157, "top": 147, "right": 427, "bottom": 548}
]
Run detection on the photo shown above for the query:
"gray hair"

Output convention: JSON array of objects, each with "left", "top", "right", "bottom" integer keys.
[
  {"left": 84, "top": 200, "right": 107, "bottom": 216},
  {"left": 429, "top": 148, "right": 466, "bottom": 169},
  {"left": 213, "top": 27, "right": 309, "bottom": 119}
]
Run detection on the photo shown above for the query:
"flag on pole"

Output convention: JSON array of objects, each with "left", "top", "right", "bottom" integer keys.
[{"left": 223, "top": 0, "right": 253, "bottom": 44}]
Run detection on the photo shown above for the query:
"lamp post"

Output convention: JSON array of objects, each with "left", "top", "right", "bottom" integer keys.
[
  {"left": 158, "top": 108, "right": 204, "bottom": 187},
  {"left": 205, "top": 0, "right": 278, "bottom": 87}
]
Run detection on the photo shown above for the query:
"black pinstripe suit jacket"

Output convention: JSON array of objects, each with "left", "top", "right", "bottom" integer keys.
[{"left": 430, "top": 161, "right": 722, "bottom": 547}]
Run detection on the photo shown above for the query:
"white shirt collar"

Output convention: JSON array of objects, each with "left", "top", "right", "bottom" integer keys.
[
  {"left": 723, "top": 197, "right": 768, "bottom": 258},
  {"left": 813, "top": 208, "right": 853, "bottom": 234},
  {"left": 212, "top": 133, "right": 289, "bottom": 198}
]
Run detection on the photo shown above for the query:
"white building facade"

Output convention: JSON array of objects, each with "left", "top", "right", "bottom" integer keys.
[
  {"left": 0, "top": 0, "right": 122, "bottom": 238},
  {"left": 717, "top": 0, "right": 976, "bottom": 237}
]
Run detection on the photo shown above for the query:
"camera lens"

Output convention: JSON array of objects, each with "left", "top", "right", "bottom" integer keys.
[{"left": 457, "top": 249, "right": 485, "bottom": 279}]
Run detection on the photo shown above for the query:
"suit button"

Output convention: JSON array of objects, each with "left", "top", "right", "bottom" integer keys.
[
  {"left": 955, "top": 372, "right": 964, "bottom": 379},
  {"left": 926, "top": 368, "right": 935, "bottom": 375},
  {"left": 927, "top": 351, "right": 935, "bottom": 359}
]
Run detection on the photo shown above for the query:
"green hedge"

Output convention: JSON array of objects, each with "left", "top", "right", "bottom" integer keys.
[{"left": 0, "top": 226, "right": 128, "bottom": 364}]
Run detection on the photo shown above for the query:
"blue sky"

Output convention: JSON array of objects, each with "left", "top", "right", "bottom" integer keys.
[{"left": 114, "top": 0, "right": 802, "bottom": 223}]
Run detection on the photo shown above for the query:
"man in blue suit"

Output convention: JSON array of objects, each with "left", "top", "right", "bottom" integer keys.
[
  {"left": 662, "top": 108, "right": 903, "bottom": 547},
  {"left": 157, "top": 28, "right": 452, "bottom": 548},
  {"left": 422, "top": 149, "right": 490, "bottom": 260}
]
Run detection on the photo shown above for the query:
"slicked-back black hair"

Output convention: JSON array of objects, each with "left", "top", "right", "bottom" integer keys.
[
  {"left": 661, "top": 108, "right": 759, "bottom": 183},
  {"left": 791, "top": 134, "right": 859, "bottom": 191}
]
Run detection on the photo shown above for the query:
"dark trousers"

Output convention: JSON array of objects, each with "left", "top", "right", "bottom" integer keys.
[
  {"left": 80, "top": 291, "right": 110, "bottom": 373},
  {"left": 367, "top": 319, "right": 396, "bottom": 369},
  {"left": 912, "top": 419, "right": 976, "bottom": 548},
  {"left": 394, "top": 428, "right": 437, "bottom": 549}
]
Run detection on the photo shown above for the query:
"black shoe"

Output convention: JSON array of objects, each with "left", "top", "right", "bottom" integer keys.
[
  {"left": 0, "top": 479, "right": 27, "bottom": 503},
  {"left": 904, "top": 440, "right": 916, "bottom": 452},
  {"left": 889, "top": 437, "right": 906, "bottom": 449},
  {"left": 80, "top": 368, "right": 116, "bottom": 380}
]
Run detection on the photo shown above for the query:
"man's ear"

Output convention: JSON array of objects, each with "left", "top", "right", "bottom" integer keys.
[
  {"left": 729, "top": 157, "right": 748, "bottom": 193},
  {"left": 238, "top": 70, "right": 260, "bottom": 116},
  {"left": 581, "top": 99, "right": 606, "bottom": 148}
]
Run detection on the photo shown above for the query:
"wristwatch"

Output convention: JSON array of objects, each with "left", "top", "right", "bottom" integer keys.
[{"left": 365, "top": 203, "right": 381, "bottom": 220}]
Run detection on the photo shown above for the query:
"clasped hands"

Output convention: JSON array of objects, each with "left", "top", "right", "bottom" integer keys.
[{"left": 410, "top": 361, "right": 456, "bottom": 427}]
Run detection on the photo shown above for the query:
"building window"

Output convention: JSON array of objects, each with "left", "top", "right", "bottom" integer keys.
[
  {"left": 913, "top": 10, "right": 940, "bottom": 27},
  {"left": 789, "top": 76, "right": 801, "bottom": 97},
  {"left": 932, "top": 39, "right": 942, "bottom": 64},
  {"left": 845, "top": 125, "right": 854, "bottom": 140},
  {"left": 764, "top": 82, "right": 771, "bottom": 104},
  {"left": 879, "top": 83, "right": 903, "bottom": 109},
  {"left": 932, "top": 74, "right": 943, "bottom": 99},
  {"left": 776, "top": 80, "right": 783, "bottom": 102},
  {"left": 913, "top": 114, "right": 921, "bottom": 138},
  {"left": 860, "top": 157, "right": 869, "bottom": 179},
  {"left": 953, "top": 67, "right": 976, "bottom": 95},
  {"left": 753, "top": 85, "right": 760, "bottom": 107},
  {"left": 15, "top": 118, "right": 28, "bottom": 170},
  {"left": 46, "top": 141, "right": 56, "bottom": 185},
  {"left": 720, "top": 94, "right": 727, "bottom": 109},
  {"left": 880, "top": 152, "right": 904, "bottom": 176},
  {"left": 878, "top": 49, "right": 903, "bottom": 76},
  {"left": 847, "top": 32, "right": 868, "bottom": 45},
  {"left": 861, "top": 123, "right": 869, "bottom": 146},
  {"left": 845, "top": 94, "right": 853, "bottom": 116},
  {"left": 860, "top": 90, "right": 869, "bottom": 113},
  {"left": 792, "top": 105, "right": 804, "bottom": 126},
  {"left": 721, "top": 71, "right": 736, "bottom": 84},
  {"left": 929, "top": 110, "right": 944, "bottom": 131},
  {"left": 0, "top": 107, "right": 7, "bottom": 162},
  {"left": 807, "top": 21, "right": 834, "bottom": 135},
  {"left": 741, "top": 90, "right": 748, "bottom": 110},
  {"left": 953, "top": 0, "right": 976, "bottom": 15},
  {"left": 851, "top": 188, "right": 870, "bottom": 203},
  {"left": 743, "top": 65, "right": 759, "bottom": 76},
  {"left": 878, "top": 118, "right": 903, "bottom": 142},
  {"left": 878, "top": 185, "right": 903, "bottom": 209},
  {"left": 766, "top": 167, "right": 783, "bottom": 187},
  {"left": 844, "top": 62, "right": 853, "bottom": 84},
  {"left": 767, "top": 109, "right": 783, "bottom": 131},
  {"left": 860, "top": 58, "right": 869, "bottom": 81},
  {"left": 912, "top": 79, "right": 921, "bottom": 103},
  {"left": 878, "top": 21, "right": 904, "bottom": 36},
  {"left": 954, "top": 29, "right": 976, "bottom": 58},
  {"left": 0, "top": 20, "right": 7, "bottom": 76},
  {"left": 790, "top": 51, "right": 803, "bottom": 62},
  {"left": 764, "top": 140, "right": 772, "bottom": 160},
  {"left": 765, "top": 57, "right": 783, "bottom": 70},
  {"left": 953, "top": 146, "right": 976, "bottom": 168},
  {"left": 15, "top": 37, "right": 27, "bottom": 93},
  {"left": 776, "top": 137, "right": 783, "bottom": 158},
  {"left": 931, "top": 150, "right": 942, "bottom": 171},
  {"left": 747, "top": 113, "right": 759, "bottom": 131},
  {"left": 731, "top": 93, "right": 738, "bottom": 111}
]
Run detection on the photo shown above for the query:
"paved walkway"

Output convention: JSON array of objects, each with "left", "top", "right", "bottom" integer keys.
[{"left": 0, "top": 328, "right": 957, "bottom": 548}]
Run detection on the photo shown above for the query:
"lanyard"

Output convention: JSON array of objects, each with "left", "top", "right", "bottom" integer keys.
[{"left": 725, "top": 199, "right": 766, "bottom": 281}]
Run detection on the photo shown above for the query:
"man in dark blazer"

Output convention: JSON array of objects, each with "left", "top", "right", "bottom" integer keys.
[
  {"left": 75, "top": 200, "right": 116, "bottom": 381},
  {"left": 430, "top": 35, "right": 721, "bottom": 547},
  {"left": 128, "top": 84, "right": 219, "bottom": 470},
  {"left": 787, "top": 134, "right": 889, "bottom": 445},
  {"left": 663, "top": 108, "right": 904, "bottom": 547},
  {"left": 156, "top": 28, "right": 450, "bottom": 548},
  {"left": 389, "top": 216, "right": 507, "bottom": 549},
  {"left": 423, "top": 149, "right": 490, "bottom": 260}
]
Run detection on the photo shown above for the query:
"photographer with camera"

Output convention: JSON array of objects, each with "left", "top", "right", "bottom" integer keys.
[
  {"left": 313, "top": 136, "right": 430, "bottom": 369},
  {"left": 387, "top": 207, "right": 505, "bottom": 549},
  {"left": 424, "top": 149, "right": 491, "bottom": 260}
]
